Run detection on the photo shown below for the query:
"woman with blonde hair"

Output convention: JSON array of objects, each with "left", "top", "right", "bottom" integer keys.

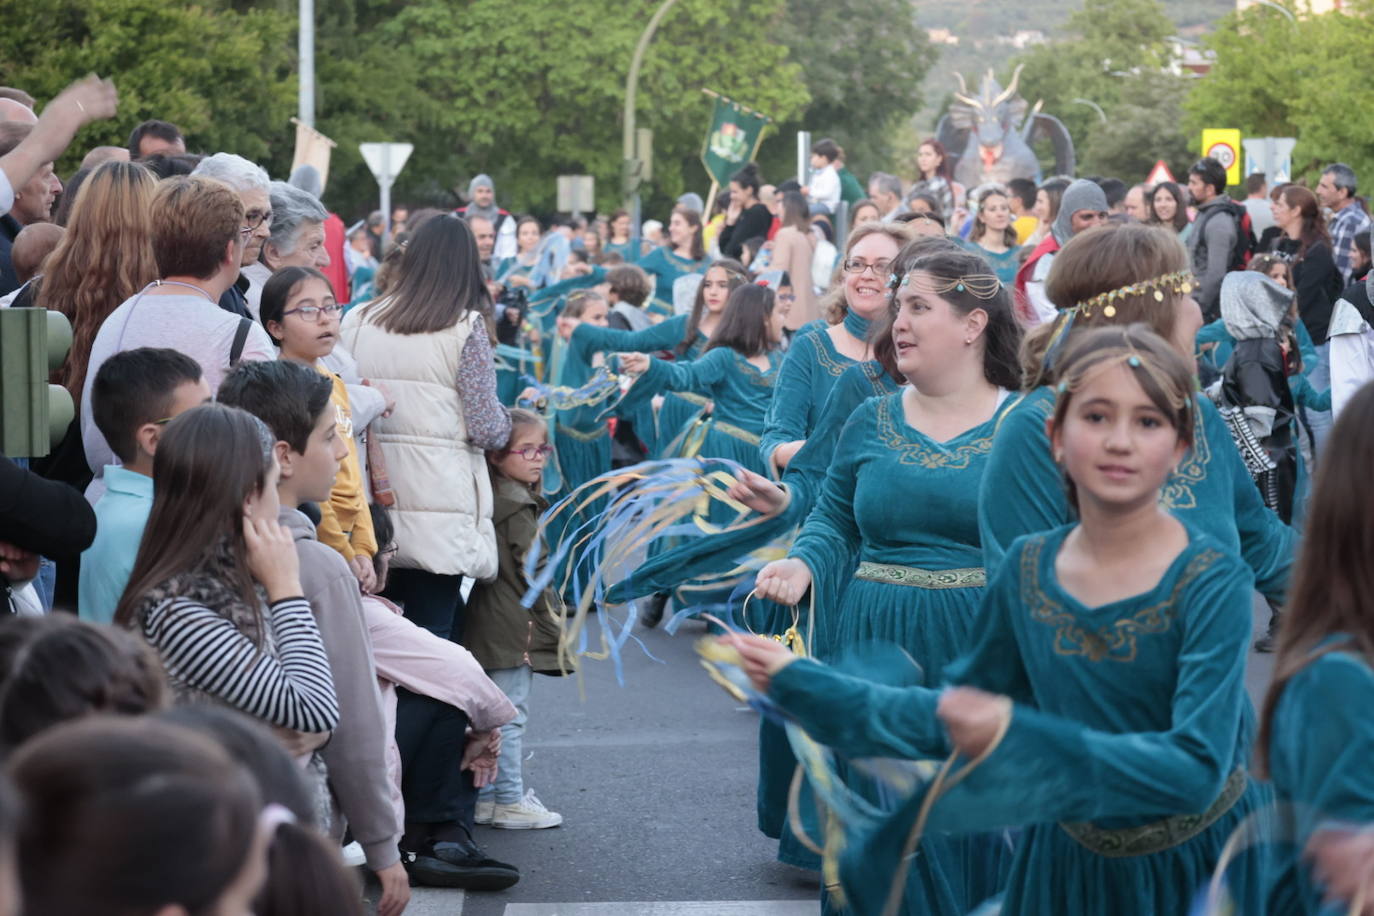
[
  {"left": 31, "top": 159, "right": 160, "bottom": 606},
  {"left": 759, "top": 221, "right": 909, "bottom": 474},
  {"left": 979, "top": 222, "right": 1296, "bottom": 604}
]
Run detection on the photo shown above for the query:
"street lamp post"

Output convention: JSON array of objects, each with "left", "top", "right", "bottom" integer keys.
[
  {"left": 298, "top": 0, "right": 315, "bottom": 126},
  {"left": 623, "top": 0, "right": 682, "bottom": 255},
  {"left": 1247, "top": 0, "right": 1296, "bottom": 22}
]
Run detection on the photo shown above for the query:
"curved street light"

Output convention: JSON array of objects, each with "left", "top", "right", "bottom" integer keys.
[
  {"left": 1247, "top": 0, "right": 1297, "bottom": 22},
  {"left": 623, "top": 0, "right": 683, "bottom": 252},
  {"left": 1071, "top": 98, "right": 1108, "bottom": 124}
]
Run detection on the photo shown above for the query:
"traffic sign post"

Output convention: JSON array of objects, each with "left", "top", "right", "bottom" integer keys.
[
  {"left": 359, "top": 142, "right": 414, "bottom": 247},
  {"left": 1243, "top": 137, "right": 1297, "bottom": 184},
  {"left": 1201, "top": 129, "right": 1242, "bottom": 186}
]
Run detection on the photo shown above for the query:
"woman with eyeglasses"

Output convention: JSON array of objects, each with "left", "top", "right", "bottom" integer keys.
[{"left": 759, "top": 222, "right": 910, "bottom": 475}]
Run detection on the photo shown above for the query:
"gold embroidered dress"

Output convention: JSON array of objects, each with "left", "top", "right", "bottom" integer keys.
[{"left": 768, "top": 521, "right": 1266, "bottom": 915}]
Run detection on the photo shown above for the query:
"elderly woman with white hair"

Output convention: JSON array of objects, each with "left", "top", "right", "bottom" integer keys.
[
  {"left": 241, "top": 181, "right": 330, "bottom": 317},
  {"left": 191, "top": 152, "right": 272, "bottom": 319}
]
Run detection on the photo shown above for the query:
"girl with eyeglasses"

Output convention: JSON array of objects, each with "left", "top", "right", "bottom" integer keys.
[
  {"left": 261, "top": 265, "right": 380, "bottom": 591},
  {"left": 466, "top": 408, "right": 569, "bottom": 831}
]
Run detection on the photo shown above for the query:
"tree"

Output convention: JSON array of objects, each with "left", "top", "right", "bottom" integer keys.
[
  {"left": 1184, "top": 1, "right": 1374, "bottom": 183},
  {"left": 761, "top": 0, "right": 933, "bottom": 181},
  {"left": 315, "top": 0, "right": 810, "bottom": 217},
  {"left": 1079, "top": 72, "right": 1193, "bottom": 182},
  {"left": 0, "top": 0, "right": 296, "bottom": 175},
  {"left": 1003, "top": 0, "right": 1182, "bottom": 180}
]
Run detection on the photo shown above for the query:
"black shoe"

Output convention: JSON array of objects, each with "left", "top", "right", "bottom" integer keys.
[
  {"left": 640, "top": 593, "right": 668, "bottom": 629},
  {"left": 1254, "top": 613, "right": 1281, "bottom": 653},
  {"left": 400, "top": 839, "right": 520, "bottom": 891}
]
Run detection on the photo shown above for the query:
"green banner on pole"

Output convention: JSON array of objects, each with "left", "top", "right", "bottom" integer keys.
[{"left": 700, "top": 93, "right": 770, "bottom": 187}]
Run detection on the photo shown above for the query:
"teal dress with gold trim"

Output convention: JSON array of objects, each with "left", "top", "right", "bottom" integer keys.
[
  {"left": 978, "top": 387, "right": 1297, "bottom": 601},
  {"left": 629, "top": 346, "right": 781, "bottom": 610},
  {"left": 1267, "top": 638, "right": 1374, "bottom": 915},
  {"left": 636, "top": 247, "right": 707, "bottom": 319},
  {"left": 572, "top": 317, "right": 709, "bottom": 457},
  {"left": 760, "top": 327, "right": 859, "bottom": 471},
  {"left": 769, "top": 521, "right": 1266, "bottom": 916},
  {"left": 785, "top": 391, "right": 1014, "bottom": 910}
]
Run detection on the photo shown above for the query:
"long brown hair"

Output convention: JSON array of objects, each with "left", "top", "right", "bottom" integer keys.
[
  {"left": 113, "top": 404, "right": 274, "bottom": 634},
  {"left": 705, "top": 283, "right": 776, "bottom": 358},
  {"left": 823, "top": 222, "right": 911, "bottom": 324},
  {"left": 671, "top": 205, "right": 705, "bottom": 261},
  {"left": 1022, "top": 224, "right": 1189, "bottom": 390},
  {"left": 971, "top": 189, "right": 1020, "bottom": 249},
  {"left": 37, "top": 160, "right": 158, "bottom": 401},
  {"left": 1257, "top": 383, "right": 1374, "bottom": 775},
  {"left": 681, "top": 259, "right": 747, "bottom": 352},
  {"left": 360, "top": 213, "right": 491, "bottom": 335},
  {"left": 1278, "top": 184, "right": 1330, "bottom": 258}
]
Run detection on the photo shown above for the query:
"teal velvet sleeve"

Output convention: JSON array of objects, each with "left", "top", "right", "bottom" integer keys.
[
  {"left": 1290, "top": 374, "right": 1332, "bottom": 412},
  {"left": 769, "top": 658, "right": 950, "bottom": 760},
  {"left": 573, "top": 316, "right": 686, "bottom": 355},
  {"left": 1271, "top": 650, "right": 1374, "bottom": 840},
  {"left": 788, "top": 404, "right": 865, "bottom": 592},
  {"left": 760, "top": 334, "right": 821, "bottom": 468},
  {"left": 637, "top": 347, "right": 731, "bottom": 399},
  {"left": 976, "top": 390, "right": 1065, "bottom": 579},
  {"left": 928, "top": 552, "right": 1255, "bottom": 833},
  {"left": 941, "top": 548, "right": 1036, "bottom": 701}
]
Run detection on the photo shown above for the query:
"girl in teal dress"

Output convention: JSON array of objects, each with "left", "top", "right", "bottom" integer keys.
[
  {"left": 1260, "top": 382, "right": 1374, "bottom": 915},
  {"left": 761, "top": 223, "right": 909, "bottom": 475},
  {"left": 978, "top": 223, "right": 1297, "bottom": 611},
  {"left": 604, "top": 209, "right": 638, "bottom": 262},
  {"left": 542, "top": 290, "right": 618, "bottom": 595},
  {"left": 751, "top": 246, "right": 1022, "bottom": 911},
  {"left": 959, "top": 187, "right": 1022, "bottom": 286},
  {"left": 635, "top": 205, "right": 707, "bottom": 318},
  {"left": 617, "top": 283, "right": 788, "bottom": 611},
  {"left": 728, "top": 325, "right": 1267, "bottom": 916}
]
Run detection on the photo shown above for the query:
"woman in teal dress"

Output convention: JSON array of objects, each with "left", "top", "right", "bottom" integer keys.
[
  {"left": 604, "top": 209, "right": 638, "bottom": 261},
  {"left": 617, "top": 283, "right": 787, "bottom": 611},
  {"left": 1260, "top": 382, "right": 1374, "bottom": 915},
  {"left": 731, "top": 325, "right": 1267, "bottom": 916},
  {"left": 752, "top": 246, "right": 1022, "bottom": 909},
  {"left": 979, "top": 224, "right": 1297, "bottom": 605},
  {"left": 495, "top": 215, "right": 544, "bottom": 290},
  {"left": 635, "top": 205, "right": 707, "bottom": 318},
  {"left": 959, "top": 187, "right": 1022, "bottom": 285},
  {"left": 761, "top": 223, "right": 909, "bottom": 474}
]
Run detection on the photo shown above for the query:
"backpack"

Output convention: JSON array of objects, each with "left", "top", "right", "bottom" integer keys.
[{"left": 1196, "top": 198, "right": 1257, "bottom": 272}]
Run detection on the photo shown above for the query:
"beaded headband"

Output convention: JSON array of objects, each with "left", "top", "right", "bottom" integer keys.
[
  {"left": 1054, "top": 343, "right": 1192, "bottom": 412},
  {"left": 1074, "top": 270, "right": 1195, "bottom": 319},
  {"left": 886, "top": 271, "right": 1002, "bottom": 300}
]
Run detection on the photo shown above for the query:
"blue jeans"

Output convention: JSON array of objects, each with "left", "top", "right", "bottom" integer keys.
[{"left": 478, "top": 665, "right": 532, "bottom": 806}]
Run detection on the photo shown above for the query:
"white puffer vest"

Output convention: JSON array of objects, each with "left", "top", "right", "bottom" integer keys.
[{"left": 340, "top": 304, "right": 497, "bottom": 580}]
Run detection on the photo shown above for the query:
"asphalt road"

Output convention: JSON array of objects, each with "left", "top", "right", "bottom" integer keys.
[{"left": 377, "top": 594, "right": 1279, "bottom": 915}]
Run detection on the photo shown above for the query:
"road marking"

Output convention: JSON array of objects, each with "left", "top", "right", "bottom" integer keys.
[{"left": 502, "top": 903, "right": 818, "bottom": 915}]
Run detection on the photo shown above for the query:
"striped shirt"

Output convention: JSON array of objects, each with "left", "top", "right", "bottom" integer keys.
[{"left": 143, "top": 596, "right": 340, "bottom": 734}]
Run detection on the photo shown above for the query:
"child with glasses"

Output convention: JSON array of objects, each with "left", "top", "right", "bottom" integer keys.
[
  {"left": 260, "top": 265, "right": 380, "bottom": 593},
  {"left": 468, "top": 408, "right": 569, "bottom": 830}
]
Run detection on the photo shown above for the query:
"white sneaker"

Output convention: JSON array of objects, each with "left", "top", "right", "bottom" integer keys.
[
  {"left": 491, "top": 790, "right": 563, "bottom": 830},
  {"left": 475, "top": 798, "right": 495, "bottom": 825},
  {"left": 340, "top": 841, "right": 367, "bottom": 867}
]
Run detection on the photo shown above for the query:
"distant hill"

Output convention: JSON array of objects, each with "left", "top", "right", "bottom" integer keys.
[{"left": 913, "top": 0, "right": 1234, "bottom": 132}]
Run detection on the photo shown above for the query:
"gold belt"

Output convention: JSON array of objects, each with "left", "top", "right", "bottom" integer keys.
[
  {"left": 1059, "top": 767, "right": 1247, "bottom": 858},
  {"left": 853, "top": 562, "right": 986, "bottom": 589}
]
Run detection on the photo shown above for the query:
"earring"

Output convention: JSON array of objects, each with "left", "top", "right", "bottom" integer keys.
[{"left": 964, "top": 338, "right": 972, "bottom": 345}]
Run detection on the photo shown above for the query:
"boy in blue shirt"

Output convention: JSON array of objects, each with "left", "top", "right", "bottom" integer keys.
[{"left": 79, "top": 348, "right": 209, "bottom": 623}]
